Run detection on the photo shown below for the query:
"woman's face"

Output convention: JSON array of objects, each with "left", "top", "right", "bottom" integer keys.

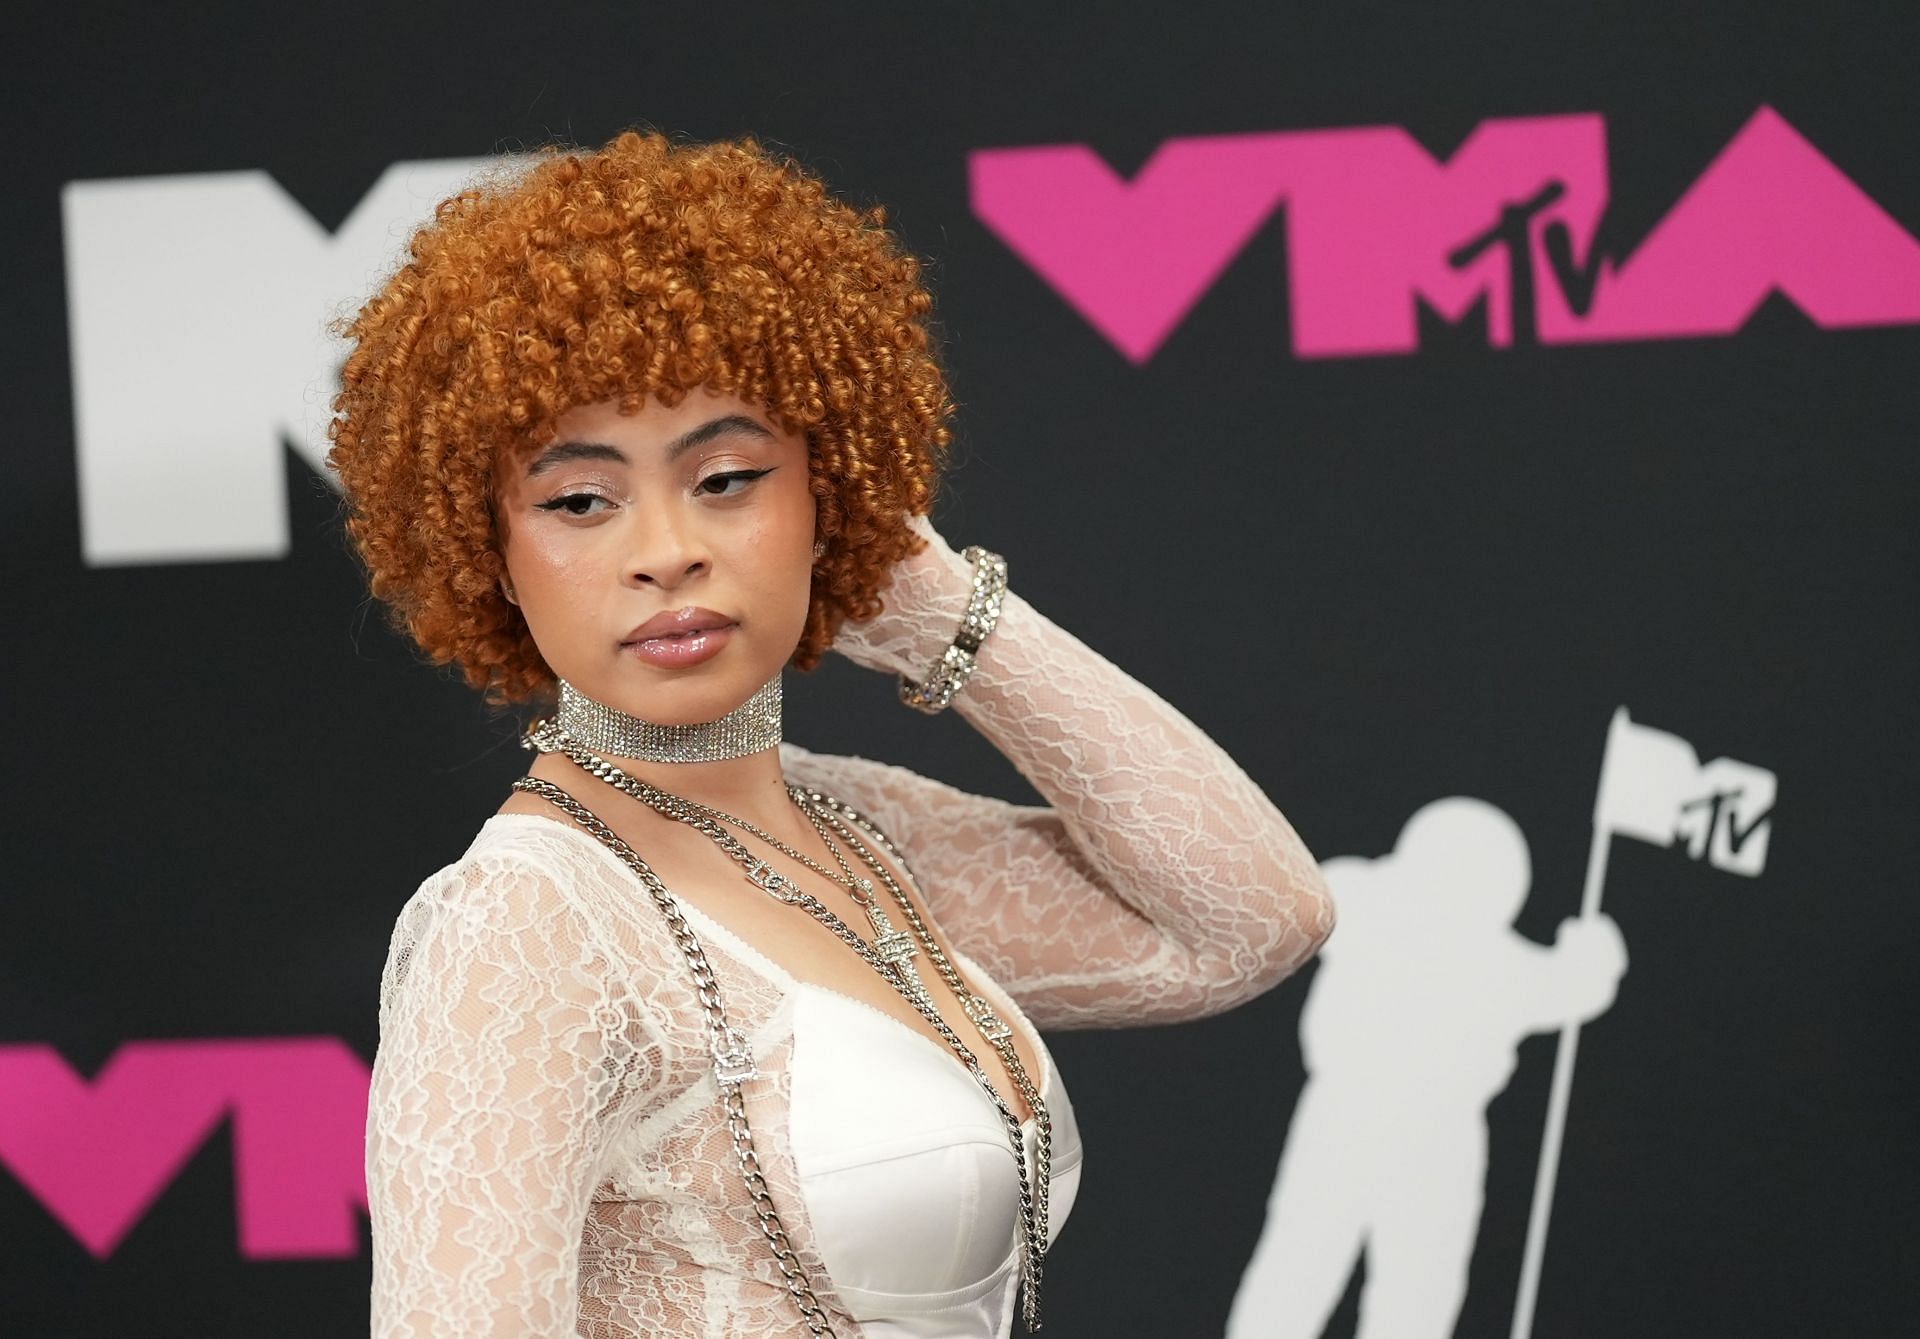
[{"left": 493, "top": 386, "right": 817, "bottom": 725}]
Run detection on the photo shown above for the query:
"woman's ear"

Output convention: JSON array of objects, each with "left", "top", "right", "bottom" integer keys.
[{"left": 500, "top": 578, "right": 519, "bottom": 606}]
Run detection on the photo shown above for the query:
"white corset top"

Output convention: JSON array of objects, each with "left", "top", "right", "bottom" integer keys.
[{"left": 678, "top": 901, "right": 1085, "bottom": 1338}]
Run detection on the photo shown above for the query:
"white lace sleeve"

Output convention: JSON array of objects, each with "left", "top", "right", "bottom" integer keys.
[
  {"left": 366, "top": 847, "right": 656, "bottom": 1338},
  {"left": 804, "top": 513, "right": 1337, "bottom": 1032}
]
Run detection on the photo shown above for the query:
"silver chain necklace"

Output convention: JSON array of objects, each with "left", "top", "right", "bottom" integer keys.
[
  {"left": 517, "top": 716, "right": 1051, "bottom": 1331},
  {"left": 716, "top": 795, "right": 943, "bottom": 1015}
]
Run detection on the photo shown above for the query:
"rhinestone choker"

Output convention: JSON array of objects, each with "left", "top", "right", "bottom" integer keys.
[{"left": 551, "top": 673, "right": 783, "bottom": 762}]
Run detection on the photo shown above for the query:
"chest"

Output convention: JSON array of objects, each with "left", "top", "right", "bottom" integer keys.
[{"left": 591, "top": 796, "right": 1050, "bottom": 1125}]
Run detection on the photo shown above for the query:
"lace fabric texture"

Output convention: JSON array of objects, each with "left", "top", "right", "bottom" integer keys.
[
  {"left": 820, "top": 513, "right": 1337, "bottom": 1029},
  {"left": 365, "top": 512, "right": 1336, "bottom": 1336}
]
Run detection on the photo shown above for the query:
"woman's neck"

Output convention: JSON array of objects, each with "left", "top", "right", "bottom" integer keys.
[{"left": 532, "top": 741, "right": 796, "bottom": 832}]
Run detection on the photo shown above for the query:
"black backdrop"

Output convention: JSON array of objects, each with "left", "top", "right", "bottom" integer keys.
[{"left": 3, "top": 4, "right": 1916, "bottom": 1336}]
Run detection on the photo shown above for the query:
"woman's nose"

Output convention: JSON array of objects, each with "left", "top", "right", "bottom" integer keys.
[{"left": 622, "top": 501, "right": 710, "bottom": 588}]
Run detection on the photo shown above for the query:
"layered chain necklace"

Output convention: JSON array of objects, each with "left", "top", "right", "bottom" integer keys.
[{"left": 515, "top": 713, "right": 1053, "bottom": 1331}]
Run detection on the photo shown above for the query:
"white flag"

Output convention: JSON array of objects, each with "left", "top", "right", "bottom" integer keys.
[{"left": 1592, "top": 707, "right": 1774, "bottom": 876}]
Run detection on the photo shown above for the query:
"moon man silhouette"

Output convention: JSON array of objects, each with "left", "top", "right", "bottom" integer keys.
[{"left": 1227, "top": 797, "right": 1628, "bottom": 1339}]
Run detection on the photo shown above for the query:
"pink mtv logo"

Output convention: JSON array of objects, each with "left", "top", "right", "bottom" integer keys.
[
  {"left": 0, "top": 1039, "right": 370, "bottom": 1259},
  {"left": 971, "top": 105, "right": 1920, "bottom": 362}
]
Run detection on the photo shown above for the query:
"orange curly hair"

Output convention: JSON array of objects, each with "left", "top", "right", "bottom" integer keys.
[{"left": 324, "top": 128, "right": 955, "bottom": 708}]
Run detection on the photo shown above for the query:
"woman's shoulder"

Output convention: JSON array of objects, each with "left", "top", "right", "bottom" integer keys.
[
  {"left": 387, "top": 808, "right": 608, "bottom": 950},
  {"left": 776, "top": 738, "right": 839, "bottom": 776},
  {"left": 439, "top": 804, "right": 590, "bottom": 876},
  {"left": 778, "top": 739, "right": 1009, "bottom": 851},
  {"left": 777, "top": 739, "right": 941, "bottom": 806}
]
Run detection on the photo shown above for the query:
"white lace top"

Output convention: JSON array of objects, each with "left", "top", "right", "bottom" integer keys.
[{"left": 364, "top": 514, "right": 1336, "bottom": 1337}]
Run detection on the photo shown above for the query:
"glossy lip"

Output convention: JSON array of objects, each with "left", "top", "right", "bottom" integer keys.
[
  {"left": 625, "top": 624, "right": 733, "bottom": 669},
  {"left": 621, "top": 605, "right": 737, "bottom": 645}
]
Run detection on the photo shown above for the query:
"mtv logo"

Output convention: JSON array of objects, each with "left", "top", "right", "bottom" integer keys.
[{"left": 1673, "top": 758, "right": 1776, "bottom": 877}]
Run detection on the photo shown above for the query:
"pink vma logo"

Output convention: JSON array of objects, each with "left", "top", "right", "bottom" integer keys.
[
  {"left": 0, "top": 1040, "right": 369, "bottom": 1258},
  {"left": 969, "top": 105, "right": 1920, "bottom": 362}
]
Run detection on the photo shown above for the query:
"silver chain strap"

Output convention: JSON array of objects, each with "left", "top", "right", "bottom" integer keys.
[
  {"left": 507, "top": 775, "right": 843, "bottom": 1336},
  {"left": 515, "top": 720, "right": 1049, "bottom": 1330}
]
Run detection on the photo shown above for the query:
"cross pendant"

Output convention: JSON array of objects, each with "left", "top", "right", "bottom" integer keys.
[{"left": 865, "top": 902, "right": 935, "bottom": 1008}]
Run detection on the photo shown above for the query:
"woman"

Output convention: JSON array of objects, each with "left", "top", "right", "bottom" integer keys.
[{"left": 329, "top": 128, "right": 1335, "bottom": 1339}]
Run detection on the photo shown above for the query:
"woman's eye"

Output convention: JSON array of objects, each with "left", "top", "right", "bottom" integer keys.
[
  {"left": 699, "top": 468, "right": 775, "bottom": 496},
  {"left": 535, "top": 492, "right": 610, "bottom": 517},
  {"left": 535, "top": 468, "right": 772, "bottom": 518}
]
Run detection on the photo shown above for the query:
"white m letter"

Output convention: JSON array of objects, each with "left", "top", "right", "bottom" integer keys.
[{"left": 63, "top": 158, "right": 502, "bottom": 564}]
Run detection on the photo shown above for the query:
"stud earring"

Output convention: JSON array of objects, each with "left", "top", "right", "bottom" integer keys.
[{"left": 812, "top": 538, "right": 826, "bottom": 558}]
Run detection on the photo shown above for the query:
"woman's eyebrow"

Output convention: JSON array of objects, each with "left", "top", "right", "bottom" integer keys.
[
  {"left": 525, "top": 414, "right": 776, "bottom": 478},
  {"left": 524, "top": 441, "right": 626, "bottom": 477}
]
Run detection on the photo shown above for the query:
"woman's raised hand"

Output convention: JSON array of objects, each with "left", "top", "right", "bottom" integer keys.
[{"left": 826, "top": 510, "right": 981, "bottom": 680}]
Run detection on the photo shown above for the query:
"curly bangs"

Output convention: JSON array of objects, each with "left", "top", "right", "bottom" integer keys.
[{"left": 323, "top": 128, "right": 955, "bottom": 707}]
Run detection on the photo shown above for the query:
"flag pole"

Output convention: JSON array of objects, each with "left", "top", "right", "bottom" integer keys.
[{"left": 1509, "top": 816, "right": 1612, "bottom": 1339}]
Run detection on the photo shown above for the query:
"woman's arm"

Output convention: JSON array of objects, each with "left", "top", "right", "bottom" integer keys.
[
  {"left": 366, "top": 849, "right": 651, "bottom": 1338},
  {"left": 798, "top": 513, "right": 1336, "bottom": 1032}
]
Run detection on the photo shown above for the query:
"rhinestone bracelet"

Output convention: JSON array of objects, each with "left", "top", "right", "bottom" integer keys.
[{"left": 898, "top": 544, "right": 1008, "bottom": 714}]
